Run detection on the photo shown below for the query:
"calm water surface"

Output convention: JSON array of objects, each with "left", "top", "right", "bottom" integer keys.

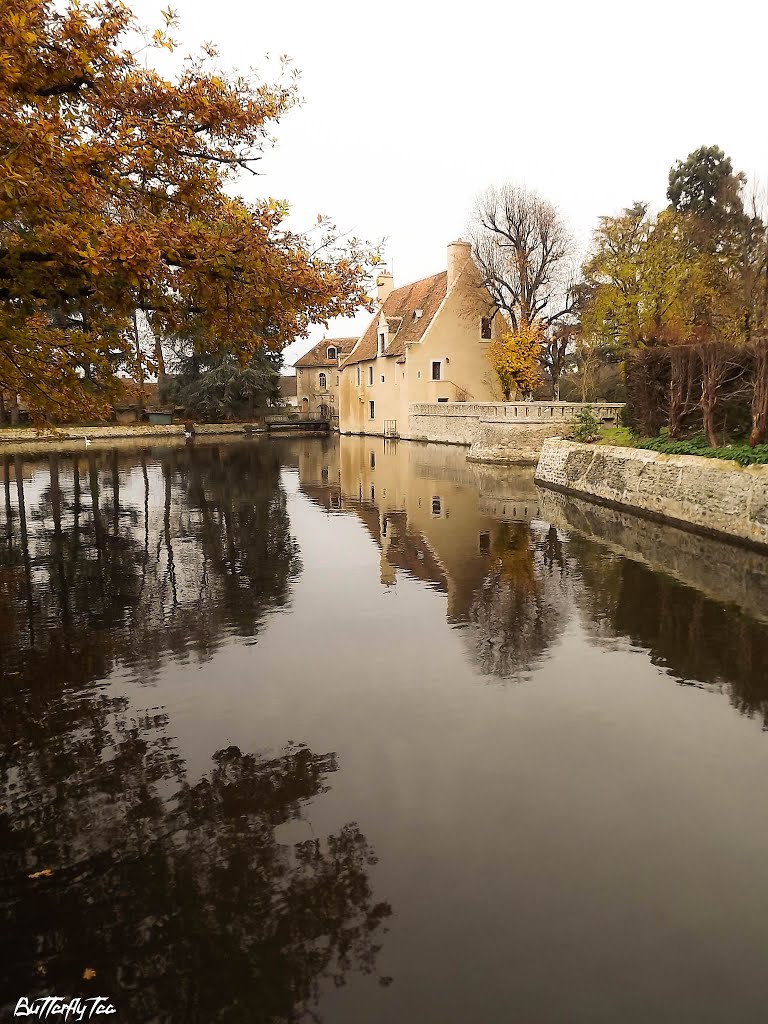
[{"left": 2, "top": 436, "right": 768, "bottom": 1023}]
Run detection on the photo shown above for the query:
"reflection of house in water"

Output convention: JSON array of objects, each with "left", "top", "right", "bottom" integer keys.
[{"left": 293, "top": 436, "right": 573, "bottom": 679}]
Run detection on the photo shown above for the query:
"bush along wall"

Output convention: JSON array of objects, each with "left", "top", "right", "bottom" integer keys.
[{"left": 625, "top": 338, "right": 768, "bottom": 448}]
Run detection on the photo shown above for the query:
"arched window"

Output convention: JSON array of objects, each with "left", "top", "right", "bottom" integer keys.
[
  {"left": 319, "top": 372, "right": 327, "bottom": 389},
  {"left": 327, "top": 347, "right": 337, "bottom": 360}
]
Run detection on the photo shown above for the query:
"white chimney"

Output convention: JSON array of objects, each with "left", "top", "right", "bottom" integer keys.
[
  {"left": 376, "top": 270, "right": 394, "bottom": 305},
  {"left": 447, "top": 239, "right": 472, "bottom": 289}
]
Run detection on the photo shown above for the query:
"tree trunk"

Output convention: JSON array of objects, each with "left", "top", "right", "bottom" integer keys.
[
  {"left": 698, "top": 348, "right": 721, "bottom": 449},
  {"left": 154, "top": 334, "right": 166, "bottom": 389},
  {"left": 749, "top": 339, "right": 768, "bottom": 447},
  {"left": 0, "top": 392, "right": 6, "bottom": 427},
  {"left": 133, "top": 310, "right": 145, "bottom": 419},
  {"left": 9, "top": 392, "right": 19, "bottom": 426}
]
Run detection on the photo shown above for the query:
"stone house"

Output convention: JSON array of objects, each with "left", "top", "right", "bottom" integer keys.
[
  {"left": 338, "top": 241, "right": 502, "bottom": 437},
  {"left": 293, "top": 337, "right": 357, "bottom": 418}
]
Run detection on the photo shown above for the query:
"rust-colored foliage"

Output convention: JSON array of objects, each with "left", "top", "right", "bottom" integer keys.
[{"left": 0, "top": 0, "right": 376, "bottom": 420}]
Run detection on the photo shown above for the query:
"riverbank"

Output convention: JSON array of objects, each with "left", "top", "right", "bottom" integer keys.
[
  {"left": 535, "top": 439, "right": 768, "bottom": 549},
  {"left": 0, "top": 422, "right": 264, "bottom": 454}
]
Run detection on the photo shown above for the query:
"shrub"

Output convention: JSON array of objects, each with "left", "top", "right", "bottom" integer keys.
[{"left": 570, "top": 406, "right": 601, "bottom": 443}]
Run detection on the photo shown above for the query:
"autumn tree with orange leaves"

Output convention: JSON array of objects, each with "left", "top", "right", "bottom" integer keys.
[{"left": 0, "top": 0, "right": 377, "bottom": 421}]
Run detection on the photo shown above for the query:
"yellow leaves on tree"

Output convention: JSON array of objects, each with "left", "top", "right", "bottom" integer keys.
[
  {"left": 0, "top": 0, "right": 377, "bottom": 421},
  {"left": 488, "top": 322, "right": 543, "bottom": 400}
]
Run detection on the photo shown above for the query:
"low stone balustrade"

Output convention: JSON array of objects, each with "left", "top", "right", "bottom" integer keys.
[{"left": 406, "top": 402, "right": 624, "bottom": 463}]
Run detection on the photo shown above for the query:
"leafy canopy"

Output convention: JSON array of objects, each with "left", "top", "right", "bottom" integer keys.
[
  {"left": 488, "top": 322, "right": 543, "bottom": 400},
  {"left": 0, "top": 0, "right": 377, "bottom": 419}
]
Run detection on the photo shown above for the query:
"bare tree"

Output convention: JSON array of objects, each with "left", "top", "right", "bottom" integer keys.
[
  {"left": 469, "top": 183, "right": 577, "bottom": 398},
  {"left": 469, "top": 183, "right": 576, "bottom": 330}
]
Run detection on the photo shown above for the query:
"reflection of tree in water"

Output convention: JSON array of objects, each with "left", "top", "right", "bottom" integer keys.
[
  {"left": 0, "top": 442, "right": 300, "bottom": 691},
  {"left": 460, "top": 522, "right": 572, "bottom": 680},
  {"left": 1, "top": 736, "right": 391, "bottom": 1021},
  {"left": 568, "top": 532, "right": 768, "bottom": 727},
  {"left": 0, "top": 443, "right": 390, "bottom": 1020}
]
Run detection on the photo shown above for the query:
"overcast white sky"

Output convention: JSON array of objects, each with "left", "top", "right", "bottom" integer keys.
[{"left": 130, "top": 0, "right": 768, "bottom": 369}]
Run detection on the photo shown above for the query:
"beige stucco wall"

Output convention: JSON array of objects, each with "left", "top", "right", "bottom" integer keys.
[
  {"left": 535, "top": 439, "right": 768, "bottom": 548},
  {"left": 339, "top": 259, "right": 501, "bottom": 437},
  {"left": 296, "top": 363, "right": 341, "bottom": 416}
]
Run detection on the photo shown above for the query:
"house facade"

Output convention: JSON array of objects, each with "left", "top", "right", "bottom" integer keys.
[
  {"left": 338, "top": 241, "right": 502, "bottom": 437},
  {"left": 293, "top": 336, "right": 357, "bottom": 419}
]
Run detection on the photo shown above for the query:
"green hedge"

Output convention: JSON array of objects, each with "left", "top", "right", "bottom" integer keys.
[{"left": 640, "top": 434, "right": 768, "bottom": 467}]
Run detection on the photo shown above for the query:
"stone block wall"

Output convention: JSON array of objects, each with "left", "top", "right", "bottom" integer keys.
[
  {"left": 536, "top": 439, "right": 768, "bottom": 548},
  {"left": 406, "top": 402, "right": 624, "bottom": 463}
]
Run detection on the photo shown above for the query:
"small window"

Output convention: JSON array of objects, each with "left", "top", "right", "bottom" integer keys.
[
  {"left": 432, "top": 496, "right": 441, "bottom": 516},
  {"left": 370, "top": 485, "right": 375, "bottom": 501},
  {"left": 479, "top": 532, "right": 490, "bottom": 552},
  {"left": 319, "top": 372, "right": 327, "bottom": 389},
  {"left": 370, "top": 452, "right": 376, "bottom": 469},
  {"left": 382, "top": 515, "right": 388, "bottom": 537},
  {"left": 431, "top": 361, "right": 441, "bottom": 381},
  {"left": 481, "top": 317, "right": 492, "bottom": 339},
  {"left": 356, "top": 366, "right": 361, "bottom": 387},
  {"left": 321, "top": 466, "right": 329, "bottom": 481},
  {"left": 327, "top": 347, "right": 336, "bottom": 360},
  {"left": 378, "top": 332, "right": 386, "bottom": 355},
  {"left": 368, "top": 366, "right": 374, "bottom": 386},
  {"left": 437, "top": 397, "right": 448, "bottom": 403},
  {"left": 336, "top": 376, "right": 339, "bottom": 385},
  {"left": 369, "top": 400, "right": 375, "bottom": 420},
  {"left": 380, "top": 375, "right": 385, "bottom": 383}
]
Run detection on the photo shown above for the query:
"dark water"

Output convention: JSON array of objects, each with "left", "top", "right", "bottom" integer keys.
[{"left": 2, "top": 436, "right": 768, "bottom": 1023}]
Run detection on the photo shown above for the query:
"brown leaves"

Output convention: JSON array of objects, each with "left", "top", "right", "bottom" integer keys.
[
  {"left": 27, "top": 868, "right": 54, "bottom": 879},
  {"left": 1, "top": 0, "right": 376, "bottom": 420},
  {"left": 82, "top": 967, "right": 97, "bottom": 981}
]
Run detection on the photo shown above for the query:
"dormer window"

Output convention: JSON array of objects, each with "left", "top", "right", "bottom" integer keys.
[
  {"left": 327, "top": 347, "right": 337, "bottom": 360},
  {"left": 480, "top": 317, "right": 492, "bottom": 339}
]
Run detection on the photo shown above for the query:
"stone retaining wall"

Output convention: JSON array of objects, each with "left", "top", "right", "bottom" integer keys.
[
  {"left": 406, "top": 402, "right": 624, "bottom": 463},
  {"left": 536, "top": 439, "right": 768, "bottom": 549},
  {"left": 537, "top": 487, "right": 768, "bottom": 624}
]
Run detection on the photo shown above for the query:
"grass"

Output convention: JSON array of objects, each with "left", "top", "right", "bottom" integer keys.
[
  {"left": 596, "top": 426, "right": 637, "bottom": 448},
  {"left": 593, "top": 426, "right": 768, "bottom": 467}
]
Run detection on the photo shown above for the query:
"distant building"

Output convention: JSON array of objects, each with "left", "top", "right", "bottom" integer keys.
[
  {"left": 293, "top": 337, "right": 357, "bottom": 419},
  {"left": 278, "top": 375, "right": 298, "bottom": 409},
  {"left": 338, "top": 241, "right": 502, "bottom": 437}
]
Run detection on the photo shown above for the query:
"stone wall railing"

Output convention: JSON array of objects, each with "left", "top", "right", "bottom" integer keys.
[
  {"left": 406, "top": 402, "right": 625, "bottom": 463},
  {"left": 409, "top": 402, "right": 624, "bottom": 423}
]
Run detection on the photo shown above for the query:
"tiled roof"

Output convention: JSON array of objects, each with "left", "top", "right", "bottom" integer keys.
[
  {"left": 279, "top": 375, "right": 297, "bottom": 398},
  {"left": 294, "top": 336, "right": 357, "bottom": 368},
  {"left": 341, "top": 271, "right": 448, "bottom": 367}
]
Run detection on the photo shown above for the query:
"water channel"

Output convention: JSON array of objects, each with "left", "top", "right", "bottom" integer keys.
[{"left": 2, "top": 435, "right": 768, "bottom": 1023}]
